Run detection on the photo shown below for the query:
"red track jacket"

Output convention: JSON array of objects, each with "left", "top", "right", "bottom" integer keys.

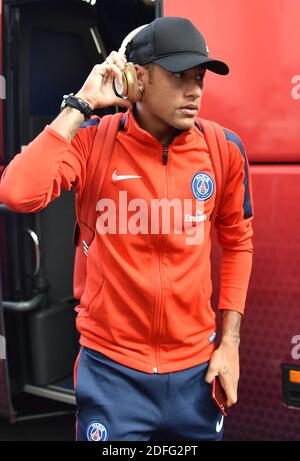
[{"left": 0, "top": 109, "right": 253, "bottom": 373}]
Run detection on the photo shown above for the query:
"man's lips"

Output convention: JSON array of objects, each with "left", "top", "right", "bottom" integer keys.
[
  {"left": 179, "top": 105, "right": 199, "bottom": 116},
  {"left": 181, "top": 104, "right": 199, "bottom": 110}
]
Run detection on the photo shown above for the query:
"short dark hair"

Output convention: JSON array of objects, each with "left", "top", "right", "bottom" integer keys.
[{"left": 143, "top": 63, "right": 154, "bottom": 84}]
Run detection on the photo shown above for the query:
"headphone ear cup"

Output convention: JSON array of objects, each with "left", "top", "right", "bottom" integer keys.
[
  {"left": 113, "top": 72, "right": 128, "bottom": 99},
  {"left": 122, "top": 62, "right": 142, "bottom": 103},
  {"left": 112, "top": 63, "right": 142, "bottom": 103}
]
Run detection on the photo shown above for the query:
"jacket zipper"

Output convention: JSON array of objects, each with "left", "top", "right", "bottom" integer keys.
[
  {"left": 152, "top": 144, "right": 169, "bottom": 373},
  {"left": 163, "top": 144, "right": 168, "bottom": 165}
]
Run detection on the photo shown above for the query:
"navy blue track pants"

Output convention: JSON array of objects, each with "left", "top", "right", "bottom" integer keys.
[{"left": 75, "top": 346, "right": 224, "bottom": 441}]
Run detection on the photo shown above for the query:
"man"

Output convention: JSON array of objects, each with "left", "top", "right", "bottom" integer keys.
[{"left": 0, "top": 17, "right": 253, "bottom": 441}]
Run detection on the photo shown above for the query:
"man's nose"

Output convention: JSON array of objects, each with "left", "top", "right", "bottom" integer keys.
[{"left": 184, "top": 79, "right": 203, "bottom": 98}]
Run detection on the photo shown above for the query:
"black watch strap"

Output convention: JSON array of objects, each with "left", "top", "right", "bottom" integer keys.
[{"left": 60, "top": 93, "right": 93, "bottom": 120}]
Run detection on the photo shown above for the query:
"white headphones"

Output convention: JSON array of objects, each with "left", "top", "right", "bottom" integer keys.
[{"left": 113, "top": 24, "right": 149, "bottom": 102}]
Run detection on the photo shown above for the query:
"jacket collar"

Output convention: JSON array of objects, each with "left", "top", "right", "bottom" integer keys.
[{"left": 121, "top": 109, "right": 197, "bottom": 148}]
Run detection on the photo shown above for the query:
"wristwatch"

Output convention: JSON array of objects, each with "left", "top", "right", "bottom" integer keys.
[{"left": 60, "top": 93, "right": 93, "bottom": 120}]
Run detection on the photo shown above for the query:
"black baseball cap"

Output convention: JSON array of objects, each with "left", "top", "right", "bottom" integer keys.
[{"left": 127, "top": 16, "right": 229, "bottom": 75}]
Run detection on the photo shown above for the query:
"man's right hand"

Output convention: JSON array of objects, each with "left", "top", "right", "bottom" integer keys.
[
  {"left": 75, "top": 51, "right": 133, "bottom": 110},
  {"left": 50, "top": 51, "right": 132, "bottom": 142}
]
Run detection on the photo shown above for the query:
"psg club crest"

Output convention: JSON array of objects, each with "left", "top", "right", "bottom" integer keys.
[
  {"left": 191, "top": 172, "right": 214, "bottom": 201},
  {"left": 86, "top": 421, "right": 108, "bottom": 441}
]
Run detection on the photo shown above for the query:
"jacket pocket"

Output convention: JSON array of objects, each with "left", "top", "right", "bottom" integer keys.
[{"left": 73, "top": 221, "right": 95, "bottom": 300}]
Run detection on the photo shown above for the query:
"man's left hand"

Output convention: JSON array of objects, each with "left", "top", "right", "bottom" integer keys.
[{"left": 205, "top": 340, "right": 240, "bottom": 407}]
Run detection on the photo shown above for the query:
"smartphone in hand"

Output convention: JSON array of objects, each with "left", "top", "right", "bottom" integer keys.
[{"left": 212, "top": 376, "right": 228, "bottom": 416}]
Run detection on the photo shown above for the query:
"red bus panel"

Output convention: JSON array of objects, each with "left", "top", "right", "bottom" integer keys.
[{"left": 165, "top": 0, "right": 300, "bottom": 162}]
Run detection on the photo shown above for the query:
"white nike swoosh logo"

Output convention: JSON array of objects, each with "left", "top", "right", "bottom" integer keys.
[
  {"left": 216, "top": 415, "right": 224, "bottom": 433},
  {"left": 112, "top": 169, "right": 143, "bottom": 181}
]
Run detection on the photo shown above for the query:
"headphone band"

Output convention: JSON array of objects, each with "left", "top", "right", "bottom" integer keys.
[{"left": 118, "top": 24, "right": 149, "bottom": 57}]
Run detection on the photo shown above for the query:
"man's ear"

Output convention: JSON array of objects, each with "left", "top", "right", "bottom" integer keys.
[{"left": 135, "top": 64, "right": 148, "bottom": 88}]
